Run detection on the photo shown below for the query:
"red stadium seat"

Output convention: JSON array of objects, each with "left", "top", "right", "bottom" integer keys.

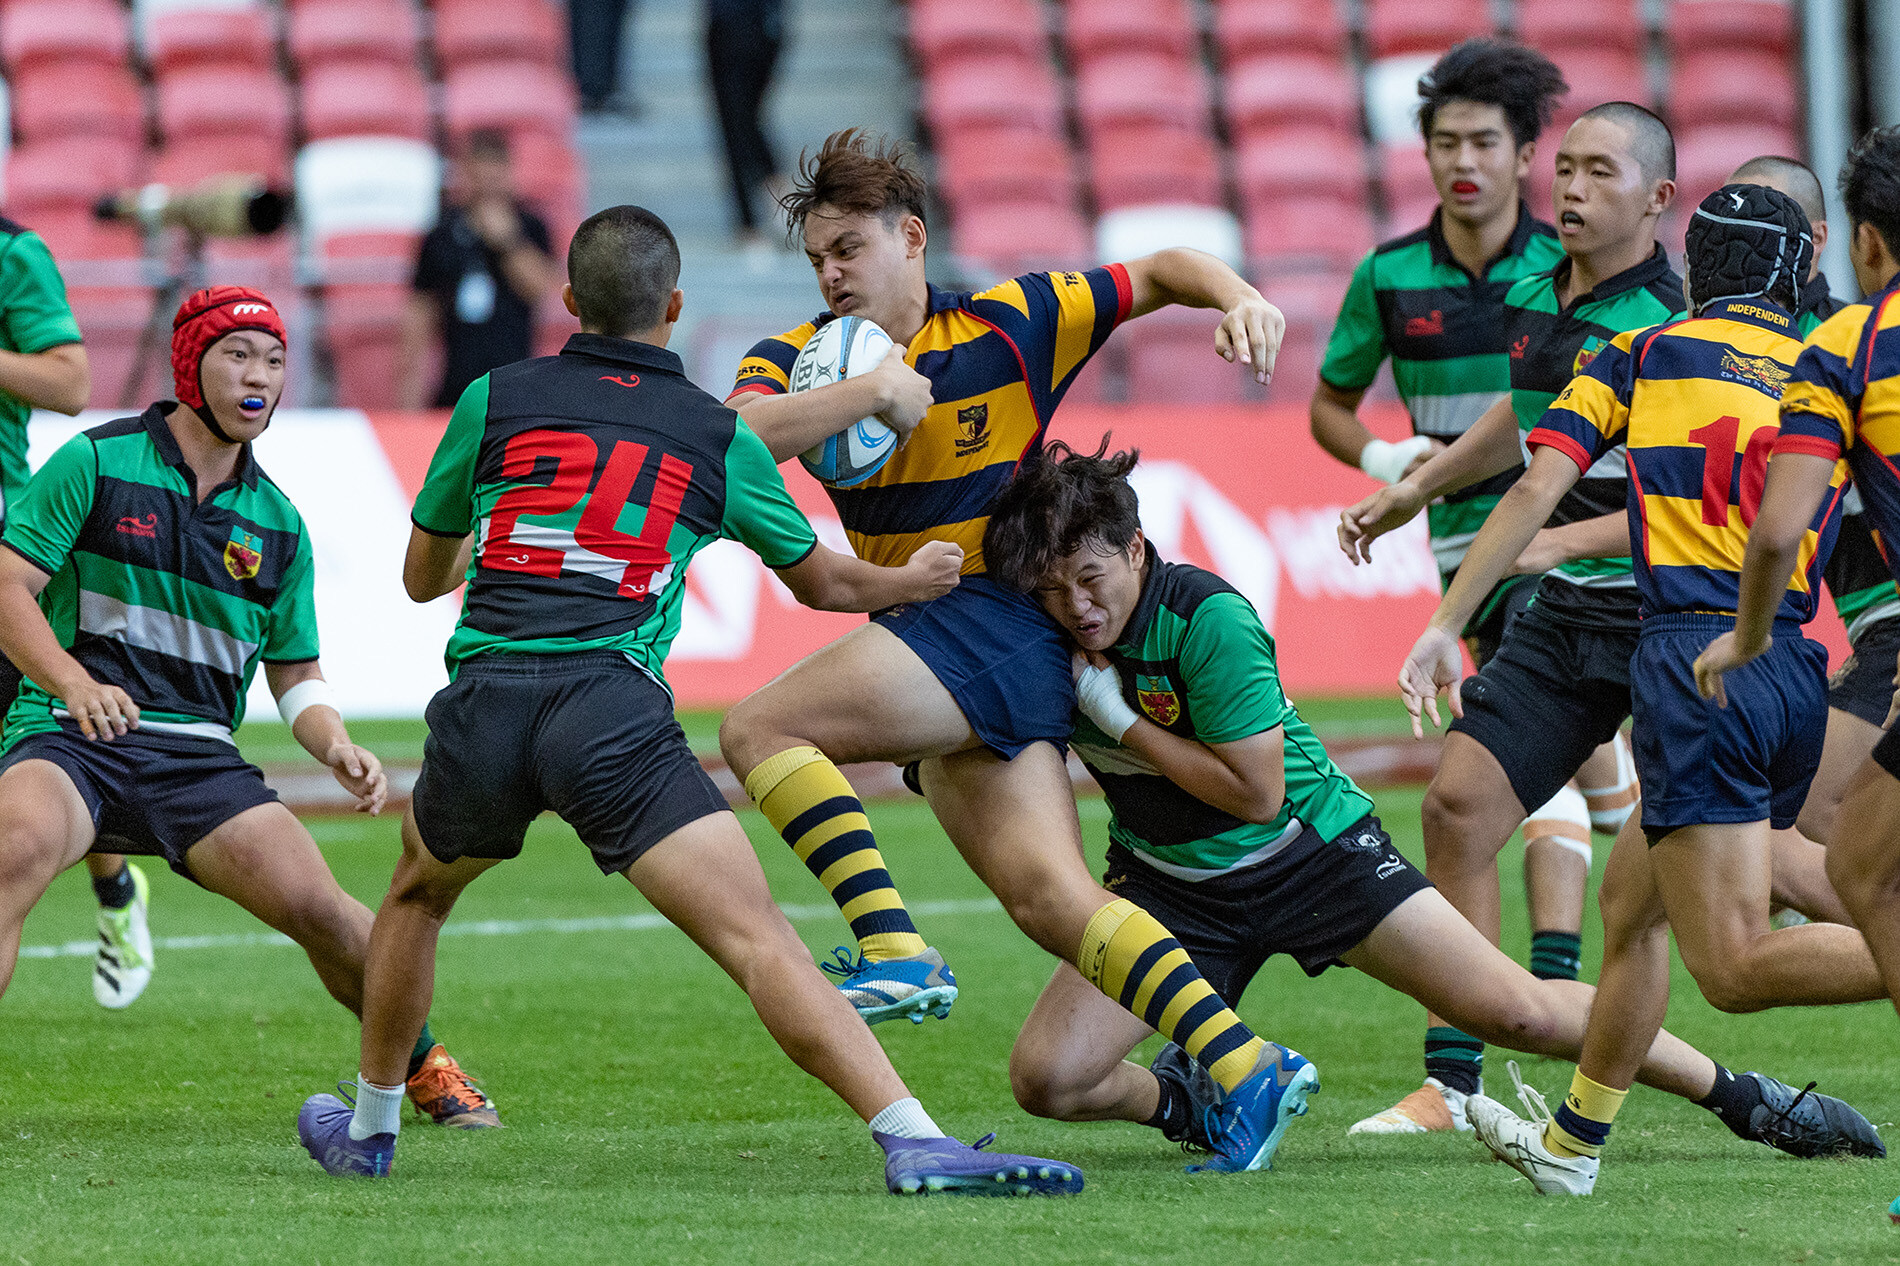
[
  {"left": 1363, "top": 0, "right": 1494, "bottom": 58},
  {"left": 325, "top": 283, "right": 409, "bottom": 408},
  {"left": 1674, "top": 123, "right": 1802, "bottom": 218},
  {"left": 26, "top": 211, "right": 142, "bottom": 263},
  {"left": 152, "top": 135, "right": 292, "bottom": 188},
  {"left": 301, "top": 62, "right": 433, "bottom": 142},
  {"left": 1253, "top": 267, "right": 1352, "bottom": 402},
  {"left": 1670, "top": 49, "right": 1797, "bottom": 132},
  {"left": 313, "top": 229, "right": 422, "bottom": 287},
  {"left": 156, "top": 67, "right": 293, "bottom": 147},
  {"left": 442, "top": 59, "right": 579, "bottom": 147},
  {"left": 147, "top": 6, "right": 277, "bottom": 74},
  {"left": 68, "top": 284, "right": 160, "bottom": 407},
  {"left": 434, "top": 0, "right": 565, "bottom": 71},
  {"left": 287, "top": 0, "right": 423, "bottom": 71},
  {"left": 11, "top": 62, "right": 144, "bottom": 144},
  {"left": 935, "top": 128, "right": 1077, "bottom": 213},
  {"left": 1064, "top": 0, "right": 1196, "bottom": 62},
  {"left": 922, "top": 55, "right": 1065, "bottom": 138},
  {"left": 0, "top": 0, "right": 131, "bottom": 72},
  {"left": 1088, "top": 127, "right": 1222, "bottom": 212},
  {"left": 1234, "top": 126, "right": 1367, "bottom": 204},
  {"left": 202, "top": 236, "right": 298, "bottom": 291},
  {"left": 1516, "top": 0, "right": 1645, "bottom": 55},
  {"left": 1547, "top": 48, "right": 1651, "bottom": 114},
  {"left": 535, "top": 290, "right": 581, "bottom": 357},
  {"left": 1212, "top": 0, "right": 1347, "bottom": 64},
  {"left": 1074, "top": 53, "right": 1210, "bottom": 138},
  {"left": 4, "top": 137, "right": 142, "bottom": 214},
  {"left": 1243, "top": 194, "right": 1374, "bottom": 269},
  {"left": 1375, "top": 142, "right": 1438, "bottom": 219},
  {"left": 1224, "top": 54, "right": 1360, "bottom": 136},
  {"left": 950, "top": 199, "right": 1091, "bottom": 270},
  {"left": 1125, "top": 308, "right": 1250, "bottom": 404},
  {"left": 908, "top": 0, "right": 1045, "bottom": 68},
  {"left": 1667, "top": 0, "right": 1794, "bottom": 57}
]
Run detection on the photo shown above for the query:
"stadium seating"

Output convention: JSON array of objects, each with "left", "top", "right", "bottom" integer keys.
[
  {"left": 1671, "top": 49, "right": 1798, "bottom": 132},
  {"left": 433, "top": 0, "right": 566, "bottom": 72},
  {"left": 11, "top": 62, "right": 143, "bottom": 144},
  {"left": 1235, "top": 127, "right": 1366, "bottom": 206},
  {"left": 1212, "top": 0, "right": 1347, "bottom": 64},
  {"left": 151, "top": 135, "right": 291, "bottom": 188},
  {"left": 1244, "top": 194, "right": 1375, "bottom": 271},
  {"left": 1125, "top": 307, "right": 1250, "bottom": 404},
  {"left": 4, "top": 137, "right": 141, "bottom": 219},
  {"left": 922, "top": 54, "right": 1064, "bottom": 137},
  {"left": 0, "top": 0, "right": 132, "bottom": 72},
  {"left": 948, "top": 200, "right": 1091, "bottom": 273},
  {"left": 1088, "top": 127, "right": 1223, "bottom": 212},
  {"left": 1515, "top": 0, "right": 1644, "bottom": 55},
  {"left": 1674, "top": 122, "right": 1803, "bottom": 217},
  {"left": 286, "top": 0, "right": 424, "bottom": 71},
  {"left": 300, "top": 61, "right": 433, "bottom": 142},
  {"left": 934, "top": 129, "right": 1076, "bottom": 213},
  {"left": 1224, "top": 54, "right": 1361, "bottom": 136},
  {"left": 1362, "top": 0, "right": 1495, "bottom": 58},
  {"left": 1063, "top": 0, "right": 1197, "bottom": 62},
  {"left": 1073, "top": 53, "right": 1211, "bottom": 139},
  {"left": 1667, "top": 0, "right": 1795, "bottom": 57},
  {"left": 442, "top": 59, "right": 578, "bottom": 147},
  {"left": 907, "top": 0, "right": 1045, "bottom": 67},
  {"left": 146, "top": 4, "right": 276, "bottom": 74}
]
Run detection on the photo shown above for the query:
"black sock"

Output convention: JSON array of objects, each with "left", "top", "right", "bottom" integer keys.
[
  {"left": 1425, "top": 1026, "right": 1483, "bottom": 1096},
  {"left": 1143, "top": 1069, "right": 1193, "bottom": 1141},
  {"left": 406, "top": 1020, "right": 438, "bottom": 1080},
  {"left": 92, "top": 863, "right": 135, "bottom": 910},
  {"left": 1696, "top": 1064, "right": 1765, "bottom": 1138},
  {"left": 1530, "top": 929, "right": 1583, "bottom": 981}
]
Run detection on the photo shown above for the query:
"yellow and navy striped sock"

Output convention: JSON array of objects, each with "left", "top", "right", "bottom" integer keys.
[
  {"left": 1547, "top": 1070, "right": 1628, "bottom": 1158},
  {"left": 745, "top": 747, "right": 927, "bottom": 962},
  {"left": 1078, "top": 898, "right": 1265, "bottom": 1093}
]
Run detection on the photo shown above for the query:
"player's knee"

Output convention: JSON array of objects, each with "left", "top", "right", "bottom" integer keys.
[
  {"left": 0, "top": 816, "right": 63, "bottom": 889},
  {"left": 1007, "top": 1047, "right": 1084, "bottom": 1121},
  {"left": 1421, "top": 782, "right": 1492, "bottom": 870},
  {"left": 1693, "top": 963, "right": 1769, "bottom": 1015}
]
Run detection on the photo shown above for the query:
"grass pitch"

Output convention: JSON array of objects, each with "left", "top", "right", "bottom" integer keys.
[{"left": 6, "top": 713, "right": 1900, "bottom": 1264}]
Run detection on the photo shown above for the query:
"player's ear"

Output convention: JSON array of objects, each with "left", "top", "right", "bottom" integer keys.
[
  {"left": 1648, "top": 178, "right": 1676, "bottom": 217},
  {"left": 664, "top": 288, "right": 685, "bottom": 325},
  {"left": 561, "top": 283, "right": 580, "bottom": 319},
  {"left": 1127, "top": 528, "right": 1145, "bottom": 564},
  {"left": 903, "top": 215, "right": 927, "bottom": 259},
  {"left": 1514, "top": 141, "right": 1535, "bottom": 182}
]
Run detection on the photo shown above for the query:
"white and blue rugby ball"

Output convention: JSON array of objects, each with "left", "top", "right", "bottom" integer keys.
[{"left": 794, "top": 315, "right": 899, "bottom": 488}]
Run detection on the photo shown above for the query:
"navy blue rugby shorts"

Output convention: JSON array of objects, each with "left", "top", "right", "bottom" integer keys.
[
  {"left": 1632, "top": 614, "right": 1827, "bottom": 841},
  {"left": 874, "top": 574, "right": 1075, "bottom": 760}
]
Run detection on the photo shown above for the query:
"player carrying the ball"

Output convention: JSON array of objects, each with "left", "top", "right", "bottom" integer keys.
[
  {"left": 299, "top": 206, "right": 1084, "bottom": 1196},
  {"left": 981, "top": 439, "right": 1879, "bottom": 1170},
  {"left": 0, "top": 286, "right": 497, "bottom": 1130},
  {"left": 716, "top": 129, "right": 1313, "bottom": 1174}
]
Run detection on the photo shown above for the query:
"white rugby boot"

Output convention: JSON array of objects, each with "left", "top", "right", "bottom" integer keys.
[{"left": 1466, "top": 1062, "right": 1599, "bottom": 1196}]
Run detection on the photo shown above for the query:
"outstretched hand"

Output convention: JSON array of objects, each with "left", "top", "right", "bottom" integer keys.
[
  {"left": 1215, "top": 296, "right": 1285, "bottom": 385},
  {"left": 1397, "top": 626, "right": 1465, "bottom": 739},
  {"left": 1338, "top": 482, "right": 1426, "bottom": 565}
]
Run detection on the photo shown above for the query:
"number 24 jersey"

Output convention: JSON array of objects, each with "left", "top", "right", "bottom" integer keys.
[{"left": 411, "top": 334, "right": 819, "bottom": 688}]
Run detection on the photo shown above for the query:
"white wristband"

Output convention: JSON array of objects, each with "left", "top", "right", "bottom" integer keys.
[
  {"left": 1075, "top": 663, "right": 1140, "bottom": 741},
  {"left": 1358, "top": 435, "right": 1436, "bottom": 485},
  {"left": 277, "top": 677, "right": 340, "bottom": 729}
]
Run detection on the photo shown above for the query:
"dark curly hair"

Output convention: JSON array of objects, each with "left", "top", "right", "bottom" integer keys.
[
  {"left": 984, "top": 438, "right": 1142, "bottom": 593},
  {"left": 1841, "top": 126, "right": 1900, "bottom": 263},
  {"left": 779, "top": 128, "right": 929, "bottom": 241},
  {"left": 1417, "top": 38, "right": 1568, "bottom": 151}
]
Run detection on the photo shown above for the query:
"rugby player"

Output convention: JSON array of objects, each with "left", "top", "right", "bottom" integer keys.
[
  {"left": 983, "top": 440, "right": 1877, "bottom": 1167},
  {"left": 1312, "top": 44, "right": 1636, "bottom": 1135},
  {"left": 716, "top": 131, "right": 1320, "bottom": 1174},
  {"left": 1336, "top": 103, "right": 1684, "bottom": 1134},
  {"left": 0, "top": 286, "right": 498, "bottom": 1128},
  {"left": 1710, "top": 127, "right": 1900, "bottom": 1035},
  {"left": 298, "top": 206, "right": 1084, "bottom": 1196},
  {"left": 1416, "top": 185, "right": 1887, "bottom": 1195}
]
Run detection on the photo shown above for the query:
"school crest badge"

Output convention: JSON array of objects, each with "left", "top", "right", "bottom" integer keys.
[
  {"left": 956, "top": 403, "right": 991, "bottom": 456},
  {"left": 1136, "top": 674, "right": 1179, "bottom": 726},
  {"left": 224, "top": 526, "right": 263, "bottom": 581},
  {"left": 1572, "top": 335, "right": 1608, "bottom": 375}
]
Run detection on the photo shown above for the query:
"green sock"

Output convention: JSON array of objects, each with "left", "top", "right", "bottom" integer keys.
[{"left": 407, "top": 1020, "right": 437, "bottom": 1080}]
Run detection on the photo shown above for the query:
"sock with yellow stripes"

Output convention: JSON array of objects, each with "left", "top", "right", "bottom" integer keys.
[
  {"left": 1546, "top": 1069, "right": 1629, "bottom": 1159},
  {"left": 1077, "top": 898, "right": 1266, "bottom": 1094},
  {"left": 744, "top": 746, "right": 928, "bottom": 962}
]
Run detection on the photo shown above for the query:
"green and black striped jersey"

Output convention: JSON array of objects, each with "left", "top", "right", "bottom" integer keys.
[
  {"left": 1504, "top": 245, "right": 1684, "bottom": 631},
  {"left": 0, "top": 404, "right": 318, "bottom": 747},
  {"left": 1070, "top": 547, "right": 1375, "bottom": 880},
  {"left": 1321, "top": 205, "right": 1563, "bottom": 576}
]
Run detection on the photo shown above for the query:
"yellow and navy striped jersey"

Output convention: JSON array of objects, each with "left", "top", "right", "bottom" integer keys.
[
  {"left": 1530, "top": 298, "right": 1846, "bottom": 624},
  {"left": 728, "top": 267, "right": 1132, "bottom": 573},
  {"left": 1777, "top": 279, "right": 1900, "bottom": 603}
]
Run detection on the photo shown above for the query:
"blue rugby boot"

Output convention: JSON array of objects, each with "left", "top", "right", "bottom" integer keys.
[
  {"left": 875, "top": 1131, "right": 1083, "bottom": 1196},
  {"left": 1188, "top": 1043, "right": 1319, "bottom": 1174},
  {"left": 821, "top": 946, "right": 957, "bottom": 1025},
  {"left": 299, "top": 1083, "right": 395, "bottom": 1177}
]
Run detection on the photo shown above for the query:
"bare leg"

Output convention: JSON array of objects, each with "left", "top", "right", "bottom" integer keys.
[
  {"left": 0, "top": 761, "right": 97, "bottom": 997},
  {"left": 1010, "top": 961, "right": 1160, "bottom": 1123},
  {"left": 1797, "top": 706, "right": 1883, "bottom": 845},
  {"left": 1577, "top": 818, "right": 1676, "bottom": 1090},
  {"left": 1341, "top": 888, "right": 1715, "bottom": 1101},
  {"left": 1828, "top": 756, "right": 1900, "bottom": 1021},
  {"left": 1770, "top": 828, "right": 1854, "bottom": 925},
  {"left": 83, "top": 853, "right": 128, "bottom": 882},
  {"left": 185, "top": 802, "right": 382, "bottom": 1015}
]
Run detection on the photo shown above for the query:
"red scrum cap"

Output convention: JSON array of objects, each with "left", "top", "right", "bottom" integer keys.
[{"left": 171, "top": 285, "right": 288, "bottom": 415}]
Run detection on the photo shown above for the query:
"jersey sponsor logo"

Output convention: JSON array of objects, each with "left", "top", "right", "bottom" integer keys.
[
  {"left": 1725, "top": 302, "right": 1790, "bottom": 328},
  {"left": 231, "top": 302, "right": 271, "bottom": 316},
  {"left": 1341, "top": 829, "right": 1383, "bottom": 853},
  {"left": 599, "top": 374, "right": 641, "bottom": 388},
  {"left": 1376, "top": 856, "right": 1407, "bottom": 879},
  {"left": 1404, "top": 309, "right": 1444, "bottom": 337},
  {"left": 737, "top": 357, "right": 786, "bottom": 382},
  {"left": 1135, "top": 673, "right": 1179, "bottom": 725},
  {"left": 115, "top": 512, "right": 157, "bottom": 539},
  {"left": 955, "top": 403, "right": 991, "bottom": 456},
  {"left": 1510, "top": 334, "right": 1530, "bottom": 359},
  {"left": 1720, "top": 349, "right": 1793, "bottom": 393},
  {"left": 1572, "top": 335, "right": 1608, "bottom": 375},
  {"left": 223, "top": 526, "right": 263, "bottom": 581}
]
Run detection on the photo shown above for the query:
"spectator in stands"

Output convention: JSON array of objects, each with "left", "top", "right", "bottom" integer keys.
[
  {"left": 401, "top": 130, "right": 556, "bottom": 410},
  {"left": 706, "top": 0, "right": 788, "bottom": 247},
  {"left": 570, "top": 0, "right": 639, "bottom": 115}
]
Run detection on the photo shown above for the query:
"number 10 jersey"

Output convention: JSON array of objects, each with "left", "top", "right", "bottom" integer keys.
[{"left": 411, "top": 334, "right": 819, "bottom": 687}]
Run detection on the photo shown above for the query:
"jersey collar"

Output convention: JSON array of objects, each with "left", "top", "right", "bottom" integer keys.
[
  {"left": 1799, "top": 271, "right": 1844, "bottom": 323},
  {"left": 1698, "top": 296, "right": 1797, "bottom": 334},
  {"left": 1426, "top": 201, "right": 1541, "bottom": 279},
  {"left": 1112, "top": 541, "right": 1168, "bottom": 657},
  {"left": 142, "top": 401, "right": 259, "bottom": 491},
  {"left": 1547, "top": 242, "right": 1673, "bottom": 309},
  {"left": 560, "top": 332, "right": 687, "bottom": 377},
  {"left": 925, "top": 282, "right": 965, "bottom": 315}
]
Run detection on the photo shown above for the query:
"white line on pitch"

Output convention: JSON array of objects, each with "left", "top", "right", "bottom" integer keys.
[{"left": 16, "top": 897, "right": 1006, "bottom": 961}]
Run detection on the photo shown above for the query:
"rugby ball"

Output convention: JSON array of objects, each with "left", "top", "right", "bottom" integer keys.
[{"left": 794, "top": 315, "right": 899, "bottom": 488}]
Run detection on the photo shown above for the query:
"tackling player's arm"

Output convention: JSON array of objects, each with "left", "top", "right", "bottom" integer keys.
[
  {"left": 0, "top": 232, "right": 89, "bottom": 415},
  {"left": 403, "top": 529, "right": 474, "bottom": 603},
  {"left": 731, "top": 345, "right": 933, "bottom": 463},
  {"left": 775, "top": 541, "right": 963, "bottom": 613},
  {"left": 1338, "top": 396, "right": 1527, "bottom": 563},
  {"left": 0, "top": 544, "right": 135, "bottom": 740},
  {"left": 1120, "top": 248, "right": 1284, "bottom": 384},
  {"left": 1507, "top": 510, "right": 1632, "bottom": 574},
  {"left": 264, "top": 661, "right": 387, "bottom": 815}
]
